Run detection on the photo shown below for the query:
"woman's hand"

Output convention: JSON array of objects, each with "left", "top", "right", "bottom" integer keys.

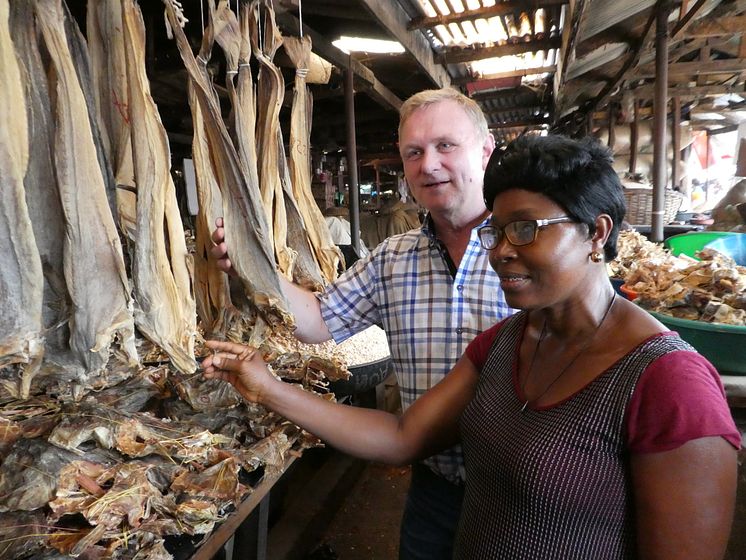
[{"left": 201, "top": 340, "right": 274, "bottom": 403}]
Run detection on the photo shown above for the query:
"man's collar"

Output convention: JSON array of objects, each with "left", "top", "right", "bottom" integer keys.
[{"left": 421, "top": 213, "right": 491, "bottom": 240}]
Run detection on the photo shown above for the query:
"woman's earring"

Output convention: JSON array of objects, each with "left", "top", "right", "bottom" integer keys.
[{"left": 590, "top": 251, "right": 603, "bottom": 263}]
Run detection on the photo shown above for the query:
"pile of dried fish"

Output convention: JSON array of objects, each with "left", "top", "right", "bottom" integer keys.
[
  {"left": 627, "top": 248, "right": 746, "bottom": 325},
  {"left": 608, "top": 229, "right": 670, "bottom": 281}
]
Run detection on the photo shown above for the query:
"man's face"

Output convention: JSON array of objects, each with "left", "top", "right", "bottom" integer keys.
[{"left": 398, "top": 100, "right": 494, "bottom": 218}]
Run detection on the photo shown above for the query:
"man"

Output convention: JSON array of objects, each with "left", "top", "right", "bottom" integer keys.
[{"left": 212, "top": 88, "right": 512, "bottom": 559}]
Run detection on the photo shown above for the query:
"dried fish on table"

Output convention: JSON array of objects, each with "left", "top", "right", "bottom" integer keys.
[
  {"left": 121, "top": 0, "right": 196, "bottom": 374},
  {"left": 284, "top": 34, "right": 343, "bottom": 284},
  {"left": 0, "top": 0, "right": 44, "bottom": 399},
  {"left": 170, "top": 456, "right": 246, "bottom": 504},
  {"left": 249, "top": 0, "right": 297, "bottom": 280},
  {"left": 0, "top": 510, "right": 49, "bottom": 560},
  {"left": 33, "top": 0, "right": 138, "bottom": 385},
  {"left": 165, "top": 0, "right": 294, "bottom": 330},
  {"left": 0, "top": 397, "right": 60, "bottom": 456},
  {"left": 0, "top": 439, "right": 117, "bottom": 512}
]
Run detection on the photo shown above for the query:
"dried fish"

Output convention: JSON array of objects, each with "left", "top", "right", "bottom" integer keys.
[
  {"left": 33, "top": 0, "right": 138, "bottom": 381},
  {"left": 188, "top": 2, "right": 238, "bottom": 337},
  {"left": 121, "top": 0, "right": 196, "bottom": 374},
  {"left": 0, "top": 0, "right": 44, "bottom": 398},
  {"left": 164, "top": 0, "right": 294, "bottom": 329},
  {"left": 284, "top": 34, "right": 342, "bottom": 284},
  {"left": 249, "top": 0, "right": 297, "bottom": 279},
  {"left": 87, "top": 0, "right": 137, "bottom": 239},
  {"left": 9, "top": 0, "right": 69, "bottom": 361}
]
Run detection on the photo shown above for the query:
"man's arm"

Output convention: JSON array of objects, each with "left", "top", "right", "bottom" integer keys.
[{"left": 211, "top": 218, "right": 332, "bottom": 343}]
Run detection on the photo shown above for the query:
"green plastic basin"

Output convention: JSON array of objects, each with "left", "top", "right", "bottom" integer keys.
[
  {"left": 664, "top": 231, "right": 737, "bottom": 259},
  {"left": 649, "top": 311, "right": 746, "bottom": 375}
]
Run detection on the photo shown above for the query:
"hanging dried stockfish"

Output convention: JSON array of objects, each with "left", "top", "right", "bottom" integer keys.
[
  {"left": 0, "top": 0, "right": 44, "bottom": 399},
  {"left": 9, "top": 1, "right": 69, "bottom": 362},
  {"left": 87, "top": 0, "right": 137, "bottom": 240},
  {"left": 164, "top": 0, "right": 294, "bottom": 330},
  {"left": 278, "top": 131, "right": 327, "bottom": 291},
  {"left": 284, "top": 35, "right": 342, "bottom": 283},
  {"left": 249, "top": 0, "right": 297, "bottom": 279},
  {"left": 62, "top": 2, "right": 120, "bottom": 225},
  {"left": 121, "top": 0, "right": 196, "bottom": 374},
  {"left": 32, "top": 0, "right": 138, "bottom": 381},
  {"left": 184, "top": 0, "right": 238, "bottom": 337}
]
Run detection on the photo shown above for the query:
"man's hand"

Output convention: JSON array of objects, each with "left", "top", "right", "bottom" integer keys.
[
  {"left": 210, "top": 217, "right": 237, "bottom": 276},
  {"left": 201, "top": 340, "right": 274, "bottom": 403}
]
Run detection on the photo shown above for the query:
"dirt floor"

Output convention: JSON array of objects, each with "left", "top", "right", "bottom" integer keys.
[{"left": 306, "top": 463, "right": 411, "bottom": 559}]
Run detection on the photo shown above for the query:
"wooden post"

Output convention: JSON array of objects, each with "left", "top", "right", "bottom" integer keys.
[
  {"left": 652, "top": 0, "right": 670, "bottom": 241},
  {"left": 630, "top": 100, "right": 639, "bottom": 175},
  {"left": 345, "top": 57, "right": 361, "bottom": 255},
  {"left": 672, "top": 97, "right": 681, "bottom": 190}
]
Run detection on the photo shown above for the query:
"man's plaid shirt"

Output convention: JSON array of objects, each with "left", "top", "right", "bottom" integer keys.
[{"left": 319, "top": 215, "right": 513, "bottom": 484}]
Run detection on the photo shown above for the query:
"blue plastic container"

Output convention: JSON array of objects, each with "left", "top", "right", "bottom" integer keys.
[{"left": 704, "top": 233, "right": 746, "bottom": 265}]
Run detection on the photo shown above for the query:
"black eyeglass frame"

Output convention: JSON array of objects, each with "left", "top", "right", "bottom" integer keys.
[{"left": 477, "top": 217, "right": 574, "bottom": 250}]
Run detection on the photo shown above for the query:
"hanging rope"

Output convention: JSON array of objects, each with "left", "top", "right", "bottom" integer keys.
[{"left": 200, "top": 0, "right": 204, "bottom": 32}]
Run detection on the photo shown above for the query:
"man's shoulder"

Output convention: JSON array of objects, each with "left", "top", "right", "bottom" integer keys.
[{"left": 372, "top": 227, "right": 427, "bottom": 254}]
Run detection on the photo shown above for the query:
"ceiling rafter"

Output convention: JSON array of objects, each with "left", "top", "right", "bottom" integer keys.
[
  {"left": 274, "top": 10, "right": 403, "bottom": 111},
  {"left": 631, "top": 83, "right": 746, "bottom": 99},
  {"left": 632, "top": 58, "right": 746, "bottom": 78},
  {"left": 452, "top": 65, "right": 557, "bottom": 85},
  {"left": 407, "top": 0, "right": 569, "bottom": 31},
  {"left": 436, "top": 36, "right": 561, "bottom": 64},
  {"left": 356, "top": 0, "right": 451, "bottom": 88},
  {"left": 488, "top": 117, "right": 550, "bottom": 129}
]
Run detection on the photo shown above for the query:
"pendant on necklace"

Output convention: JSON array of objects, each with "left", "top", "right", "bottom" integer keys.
[{"left": 521, "top": 400, "right": 529, "bottom": 412}]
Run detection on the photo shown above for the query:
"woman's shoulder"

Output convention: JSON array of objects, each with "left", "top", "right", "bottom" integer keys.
[{"left": 466, "top": 313, "right": 526, "bottom": 370}]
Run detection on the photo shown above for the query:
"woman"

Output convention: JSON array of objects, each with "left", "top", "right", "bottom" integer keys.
[{"left": 203, "top": 135, "right": 739, "bottom": 559}]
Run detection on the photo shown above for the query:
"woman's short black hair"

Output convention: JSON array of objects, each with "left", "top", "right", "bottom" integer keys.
[{"left": 483, "top": 134, "right": 626, "bottom": 261}]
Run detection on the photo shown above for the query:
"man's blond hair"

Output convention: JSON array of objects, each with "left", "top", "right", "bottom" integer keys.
[{"left": 398, "top": 88, "right": 489, "bottom": 140}]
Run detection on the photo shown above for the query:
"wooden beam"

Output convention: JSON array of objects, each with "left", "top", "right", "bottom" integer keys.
[
  {"left": 437, "top": 37, "right": 561, "bottom": 64},
  {"left": 670, "top": 0, "right": 709, "bottom": 39},
  {"left": 683, "top": 16, "right": 746, "bottom": 38},
  {"left": 585, "top": 6, "right": 657, "bottom": 115},
  {"left": 633, "top": 59, "right": 746, "bottom": 78},
  {"left": 488, "top": 117, "right": 550, "bottom": 129},
  {"left": 631, "top": 83, "right": 746, "bottom": 99},
  {"left": 485, "top": 104, "right": 549, "bottom": 117},
  {"left": 407, "top": 0, "right": 569, "bottom": 30},
  {"left": 356, "top": 0, "right": 451, "bottom": 88},
  {"left": 554, "top": 0, "right": 589, "bottom": 111},
  {"left": 274, "top": 11, "right": 402, "bottom": 111},
  {"left": 452, "top": 65, "right": 557, "bottom": 85}
]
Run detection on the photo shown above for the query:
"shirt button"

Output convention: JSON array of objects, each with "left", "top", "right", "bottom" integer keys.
[
  {"left": 456, "top": 327, "right": 463, "bottom": 335},
  {"left": 456, "top": 284, "right": 464, "bottom": 292}
]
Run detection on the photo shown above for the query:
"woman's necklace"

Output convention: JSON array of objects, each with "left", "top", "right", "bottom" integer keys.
[{"left": 520, "top": 292, "right": 616, "bottom": 413}]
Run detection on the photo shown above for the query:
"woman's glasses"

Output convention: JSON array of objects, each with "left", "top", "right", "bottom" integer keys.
[{"left": 477, "top": 217, "right": 574, "bottom": 249}]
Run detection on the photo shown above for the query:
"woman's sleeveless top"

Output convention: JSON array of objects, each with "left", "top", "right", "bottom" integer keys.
[{"left": 455, "top": 312, "right": 694, "bottom": 559}]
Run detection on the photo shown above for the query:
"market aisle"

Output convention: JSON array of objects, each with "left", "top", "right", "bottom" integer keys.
[{"left": 307, "top": 463, "right": 411, "bottom": 559}]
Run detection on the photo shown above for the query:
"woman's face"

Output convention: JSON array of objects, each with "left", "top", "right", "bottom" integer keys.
[{"left": 487, "top": 189, "right": 594, "bottom": 310}]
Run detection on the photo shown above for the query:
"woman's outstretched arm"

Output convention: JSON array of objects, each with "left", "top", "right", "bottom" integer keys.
[{"left": 202, "top": 340, "right": 479, "bottom": 465}]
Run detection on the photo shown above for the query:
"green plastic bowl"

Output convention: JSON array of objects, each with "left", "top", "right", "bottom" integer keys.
[
  {"left": 649, "top": 311, "right": 746, "bottom": 375},
  {"left": 664, "top": 231, "right": 737, "bottom": 259}
]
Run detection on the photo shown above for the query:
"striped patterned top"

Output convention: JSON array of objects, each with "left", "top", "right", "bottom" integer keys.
[
  {"left": 456, "top": 312, "right": 705, "bottom": 559},
  {"left": 319, "top": 215, "right": 512, "bottom": 483}
]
